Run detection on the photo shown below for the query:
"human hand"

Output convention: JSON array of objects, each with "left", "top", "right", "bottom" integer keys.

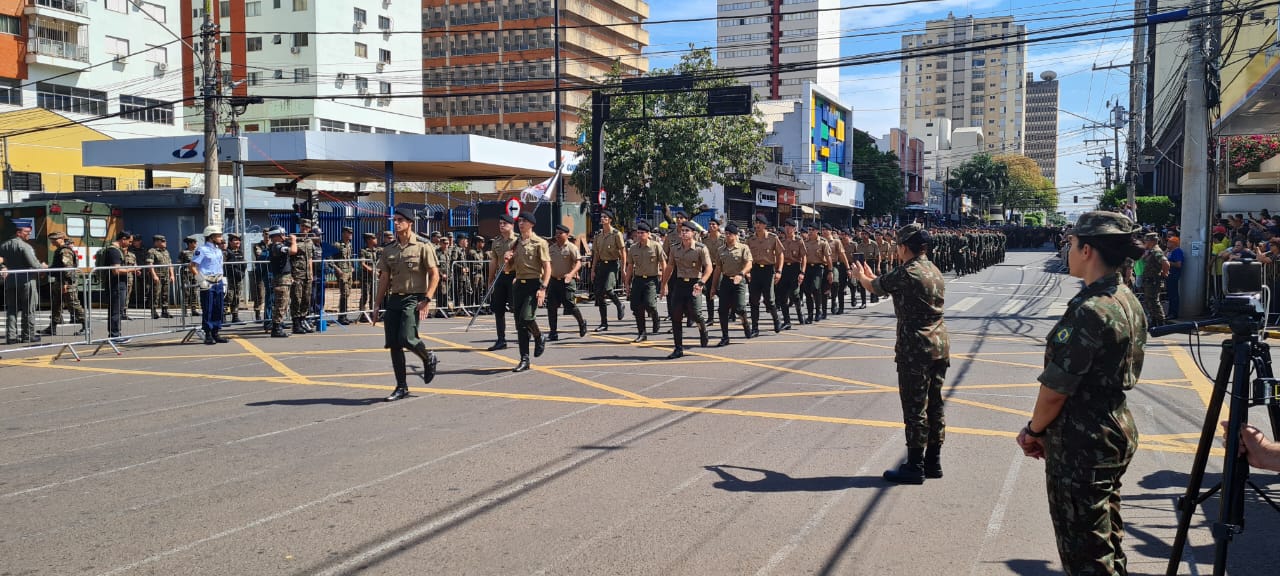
[{"left": 1017, "top": 427, "right": 1045, "bottom": 459}]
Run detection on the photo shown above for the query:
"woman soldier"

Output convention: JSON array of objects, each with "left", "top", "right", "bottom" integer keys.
[
  {"left": 850, "top": 223, "right": 949, "bottom": 484},
  {"left": 710, "top": 221, "right": 753, "bottom": 346},
  {"left": 373, "top": 207, "right": 441, "bottom": 401},
  {"left": 1016, "top": 211, "right": 1146, "bottom": 576}
]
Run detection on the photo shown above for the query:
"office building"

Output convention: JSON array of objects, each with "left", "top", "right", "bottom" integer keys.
[
  {"left": 1024, "top": 70, "right": 1058, "bottom": 182},
  {"left": 899, "top": 13, "right": 1026, "bottom": 159},
  {"left": 0, "top": 0, "right": 189, "bottom": 195},
  {"left": 715, "top": 0, "right": 839, "bottom": 101},
  {"left": 180, "top": 0, "right": 425, "bottom": 135},
  {"left": 421, "top": 0, "right": 649, "bottom": 146}
]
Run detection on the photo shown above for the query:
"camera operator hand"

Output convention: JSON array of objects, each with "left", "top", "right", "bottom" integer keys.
[{"left": 1222, "top": 421, "right": 1280, "bottom": 472}]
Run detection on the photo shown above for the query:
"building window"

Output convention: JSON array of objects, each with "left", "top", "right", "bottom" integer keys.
[
  {"left": 104, "top": 36, "right": 129, "bottom": 60},
  {"left": 354, "top": 7, "right": 367, "bottom": 24},
  {"left": 106, "top": 0, "right": 128, "bottom": 13},
  {"left": 245, "top": 1, "right": 261, "bottom": 17},
  {"left": 36, "top": 82, "right": 107, "bottom": 115},
  {"left": 294, "top": 68, "right": 310, "bottom": 83},
  {"left": 8, "top": 171, "right": 42, "bottom": 191},
  {"left": 73, "top": 176, "right": 117, "bottom": 192},
  {"left": 348, "top": 123, "right": 372, "bottom": 133},
  {"left": 354, "top": 43, "right": 367, "bottom": 58},
  {"left": 0, "top": 78, "right": 20, "bottom": 106},
  {"left": 293, "top": 32, "right": 309, "bottom": 47},
  {"left": 0, "top": 15, "right": 18, "bottom": 36},
  {"left": 247, "top": 71, "right": 262, "bottom": 86},
  {"left": 319, "top": 119, "right": 346, "bottom": 132},
  {"left": 247, "top": 37, "right": 263, "bottom": 51},
  {"left": 220, "top": 36, "right": 230, "bottom": 52},
  {"left": 274, "top": 0, "right": 281, "bottom": 8},
  {"left": 379, "top": 16, "right": 391, "bottom": 30},
  {"left": 270, "top": 118, "right": 309, "bottom": 132},
  {"left": 120, "top": 94, "right": 175, "bottom": 124},
  {"left": 380, "top": 81, "right": 392, "bottom": 94},
  {"left": 292, "top": 0, "right": 307, "bottom": 11},
  {"left": 379, "top": 49, "right": 391, "bottom": 63},
  {"left": 219, "top": 1, "right": 230, "bottom": 16},
  {"left": 355, "top": 76, "right": 368, "bottom": 92},
  {"left": 146, "top": 44, "right": 168, "bottom": 64}
]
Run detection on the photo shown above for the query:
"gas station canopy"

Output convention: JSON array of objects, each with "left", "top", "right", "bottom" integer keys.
[{"left": 83, "top": 132, "right": 558, "bottom": 183}]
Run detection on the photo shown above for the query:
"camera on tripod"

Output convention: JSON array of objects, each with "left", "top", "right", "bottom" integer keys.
[{"left": 1218, "top": 259, "right": 1267, "bottom": 321}]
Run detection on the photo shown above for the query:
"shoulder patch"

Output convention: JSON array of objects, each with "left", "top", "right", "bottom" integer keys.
[{"left": 1053, "top": 327, "right": 1072, "bottom": 344}]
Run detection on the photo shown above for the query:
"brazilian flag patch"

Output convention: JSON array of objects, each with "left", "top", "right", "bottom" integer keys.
[{"left": 1054, "top": 327, "right": 1072, "bottom": 344}]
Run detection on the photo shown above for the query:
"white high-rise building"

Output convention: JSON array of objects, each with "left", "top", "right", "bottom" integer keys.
[
  {"left": 182, "top": 0, "right": 423, "bottom": 135},
  {"left": 1, "top": 0, "right": 190, "bottom": 140},
  {"left": 899, "top": 14, "right": 1026, "bottom": 159},
  {"left": 715, "top": 0, "right": 839, "bottom": 101}
]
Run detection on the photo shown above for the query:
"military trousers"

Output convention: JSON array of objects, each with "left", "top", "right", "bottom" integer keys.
[
  {"left": 290, "top": 277, "right": 311, "bottom": 320},
  {"left": 593, "top": 260, "right": 620, "bottom": 303},
  {"left": 716, "top": 276, "right": 748, "bottom": 317},
  {"left": 357, "top": 274, "right": 375, "bottom": 313},
  {"left": 776, "top": 263, "right": 802, "bottom": 306},
  {"left": 1046, "top": 467, "right": 1130, "bottom": 576},
  {"left": 335, "top": 269, "right": 352, "bottom": 314},
  {"left": 897, "top": 358, "right": 948, "bottom": 450},
  {"left": 3, "top": 277, "right": 37, "bottom": 341},
  {"left": 629, "top": 275, "right": 659, "bottom": 312},
  {"left": 546, "top": 277, "right": 579, "bottom": 314},
  {"left": 226, "top": 280, "right": 242, "bottom": 318},
  {"left": 151, "top": 278, "right": 171, "bottom": 314},
  {"left": 1141, "top": 280, "right": 1164, "bottom": 327},
  {"left": 511, "top": 277, "right": 541, "bottom": 323},
  {"left": 382, "top": 292, "right": 424, "bottom": 349},
  {"left": 667, "top": 277, "right": 705, "bottom": 348},
  {"left": 271, "top": 281, "right": 291, "bottom": 324},
  {"left": 52, "top": 281, "right": 85, "bottom": 324}
]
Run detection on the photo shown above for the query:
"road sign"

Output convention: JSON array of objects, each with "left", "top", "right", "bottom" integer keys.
[
  {"left": 597, "top": 188, "right": 607, "bottom": 208},
  {"left": 506, "top": 198, "right": 521, "bottom": 219}
]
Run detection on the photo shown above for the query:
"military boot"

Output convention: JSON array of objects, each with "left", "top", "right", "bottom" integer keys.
[
  {"left": 924, "top": 444, "right": 943, "bottom": 479},
  {"left": 271, "top": 322, "right": 290, "bottom": 338},
  {"left": 411, "top": 341, "right": 439, "bottom": 384},
  {"left": 883, "top": 447, "right": 926, "bottom": 485},
  {"left": 571, "top": 309, "right": 588, "bottom": 337},
  {"left": 385, "top": 383, "right": 409, "bottom": 402},
  {"left": 740, "top": 312, "right": 752, "bottom": 338}
]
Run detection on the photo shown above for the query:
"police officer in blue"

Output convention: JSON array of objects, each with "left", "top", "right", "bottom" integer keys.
[{"left": 189, "top": 225, "right": 229, "bottom": 345}]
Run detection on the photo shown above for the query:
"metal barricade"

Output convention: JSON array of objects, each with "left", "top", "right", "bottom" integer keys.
[
  {"left": 310, "top": 257, "right": 380, "bottom": 327},
  {"left": 439, "top": 259, "right": 488, "bottom": 316}
]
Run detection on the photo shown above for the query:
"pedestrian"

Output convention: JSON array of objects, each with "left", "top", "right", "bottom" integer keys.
[
  {"left": 744, "top": 214, "right": 784, "bottom": 336},
  {"left": 1, "top": 220, "right": 46, "bottom": 343},
  {"left": 778, "top": 219, "right": 807, "bottom": 327},
  {"left": 223, "top": 233, "right": 246, "bottom": 323},
  {"left": 546, "top": 224, "right": 587, "bottom": 341},
  {"left": 358, "top": 231, "right": 380, "bottom": 322},
  {"left": 190, "top": 226, "right": 229, "bottom": 345},
  {"left": 180, "top": 235, "right": 200, "bottom": 317},
  {"left": 702, "top": 219, "right": 724, "bottom": 325},
  {"left": 1165, "top": 236, "right": 1184, "bottom": 320},
  {"left": 591, "top": 209, "right": 627, "bottom": 331},
  {"left": 289, "top": 222, "right": 313, "bottom": 333},
  {"left": 826, "top": 226, "right": 850, "bottom": 315},
  {"left": 373, "top": 208, "right": 440, "bottom": 401},
  {"left": 265, "top": 227, "right": 297, "bottom": 338},
  {"left": 801, "top": 225, "right": 831, "bottom": 324},
  {"left": 508, "top": 211, "right": 551, "bottom": 372},
  {"left": 1014, "top": 210, "right": 1146, "bottom": 576},
  {"left": 333, "top": 227, "right": 355, "bottom": 324},
  {"left": 850, "top": 223, "right": 949, "bottom": 484},
  {"left": 100, "top": 231, "right": 134, "bottom": 341},
  {"left": 251, "top": 234, "right": 270, "bottom": 325},
  {"left": 44, "top": 232, "right": 86, "bottom": 336},
  {"left": 659, "top": 220, "right": 712, "bottom": 359},
  {"left": 146, "top": 235, "right": 174, "bottom": 320},
  {"left": 624, "top": 220, "right": 665, "bottom": 342},
  {"left": 308, "top": 231, "right": 325, "bottom": 324},
  {"left": 123, "top": 233, "right": 143, "bottom": 320},
  {"left": 487, "top": 214, "right": 518, "bottom": 350},
  {"left": 1139, "top": 232, "right": 1169, "bottom": 327},
  {"left": 711, "top": 221, "right": 752, "bottom": 346}
]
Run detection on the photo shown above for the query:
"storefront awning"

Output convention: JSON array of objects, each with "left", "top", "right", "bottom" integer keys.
[{"left": 796, "top": 205, "right": 819, "bottom": 215}]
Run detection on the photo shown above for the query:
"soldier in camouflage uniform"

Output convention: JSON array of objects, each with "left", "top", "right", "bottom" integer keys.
[
  {"left": 851, "top": 223, "right": 949, "bottom": 485},
  {"left": 223, "top": 233, "right": 246, "bottom": 323},
  {"left": 180, "top": 236, "right": 200, "bottom": 317},
  {"left": 1138, "top": 232, "right": 1169, "bottom": 328},
  {"left": 332, "top": 227, "right": 355, "bottom": 324},
  {"left": 251, "top": 235, "right": 270, "bottom": 325},
  {"left": 122, "top": 234, "right": 142, "bottom": 320},
  {"left": 357, "top": 232, "right": 381, "bottom": 322},
  {"left": 1016, "top": 211, "right": 1146, "bottom": 576},
  {"left": 265, "top": 227, "right": 298, "bottom": 337},
  {"left": 290, "top": 223, "right": 313, "bottom": 333},
  {"left": 146, "top": 235, "right": 174, "bottom": 319},
  {"left": 42, "top": 232, "right": 85, "bottom": 335}
]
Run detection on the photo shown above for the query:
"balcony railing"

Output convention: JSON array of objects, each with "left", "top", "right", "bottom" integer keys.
[
  {"left": 29, "top": 37, "right": 90, "bottom": 63},
  {"left": 28, "top": 0, "right": 87, "bottom": 15}
]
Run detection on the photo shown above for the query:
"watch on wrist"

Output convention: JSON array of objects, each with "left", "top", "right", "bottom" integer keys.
[
  {"left": 1024, "top": 421, "right": 1046, "bottom": 438},
  {"left": 423, "top": 296, "right": 433, "bottom": 303},
  {"left": 696, "top": 280, "right": 705, "bottom": 287}
]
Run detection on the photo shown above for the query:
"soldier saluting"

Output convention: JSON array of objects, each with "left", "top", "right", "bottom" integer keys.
[{"left": 850, "top": 223, "right": 950, "bottom": 485}]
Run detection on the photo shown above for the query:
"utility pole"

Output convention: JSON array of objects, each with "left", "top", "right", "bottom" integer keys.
[
  {"left": 201, "top": 0, "right": 222, "bottom": 229},
  {"left": 553, "top": 0, "right": 563, "bottom": 202},
  {"left": 2, "top": 136, "right": 12, "bottom": 205},
  {"left": 1112, "top": 103, "right": 1128, "bottom": 204},
  {"left": 1178, "top": 1, "right": 1210, "bottom": 319}
]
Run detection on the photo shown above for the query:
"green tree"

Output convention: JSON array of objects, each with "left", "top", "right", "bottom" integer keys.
[
  {"left": 993, "top": 154, "right": 1058, "bottom": 214},
  {"left": 849, "top": 129, "right": 905, "bottom": 216},
  {"left": 1098, "top": 184, "right": 1128, "bottom": 211},
  {"left": 946, "top": 154, "right": 1008, "bottom": 217},
  {"left": 569, "top": 49, "right": 768, "bottom": 225}
]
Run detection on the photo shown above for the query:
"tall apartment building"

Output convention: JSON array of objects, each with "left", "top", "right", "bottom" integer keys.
[
  {"left": 1, "top": 0, "right": 190, "bottom": 194},
  {"left": 1024, "top": 70, "right": 1058, "bottom": 182},
  {"left": 715, "top": 0, "right": 839, "bottom": 101},
  {"left": 422, "top": 0, "right": 648, "bottom": 146},
  {"left": 899, "top": 13, "right": 1026, "bottom": 159},
  {"left": 180, "top": 0, "right": 424, "bottom": 135}
]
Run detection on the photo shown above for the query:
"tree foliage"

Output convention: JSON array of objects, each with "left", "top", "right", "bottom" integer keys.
[
  {"left": 1135, "top": 196, "right": 1177, "bottom": 226},
  {"left": 569, "top": 49, "right": 768, "bottom": 225},
  {"left": 946, "top": 153, "right": 1057, "bottom": 218},
  {"left": 1098, "top": 184, "right": 1128, "bottom": 211},
  {"left": 946, "top": 153, "right": 1008, "bottom": 211},
  {"left": 849, "top": 129, "right": 905, "bottom": 217}
]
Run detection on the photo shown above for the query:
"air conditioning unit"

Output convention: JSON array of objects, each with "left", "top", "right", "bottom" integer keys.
[
  {"left": 382, "top": 0, "right": 391, "bottom": 7},
  {"left": 337, "top": 72, "right": 349, "bottom": 80},
  {"left": 377, "top": 97, "right": 391, "bottom": 106},
  {"left": 290, "top": 46, "right": 301, "bottom": 54},
  {"left": 154, "top": 62, "right": 168, "bottom": 73},
  {"left": 354, "top": 21, "right": 365, "bottom": 30}
]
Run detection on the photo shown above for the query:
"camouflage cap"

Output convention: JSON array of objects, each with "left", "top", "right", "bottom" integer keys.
[
  {"left": 895, "top": 223, "right": 924, "bottom": 244},
  {"left": 1072, "top": 211, "right": 1135, "bottom": 236},
  {"left": 49, "top": 231, "right": 66, "bottom": 240}
]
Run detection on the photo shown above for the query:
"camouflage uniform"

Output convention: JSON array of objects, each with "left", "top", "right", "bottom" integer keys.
[
  {"left": 871, "top": 224, "right": 949, "bottom": 484},
  {"left": 122, "top": 244, "right": 139, "bottom": 319},
  {"left": 180, "top": 242, "right": 200, "bottom": 315},
  {"left": 50, "top": 239, "right": 85, "bottom": 328},
  {"left": 1138, "top": 236, "right": 1168, "bottom": 327},
  {"left": 145, "top": 241, "right": 173, "bottom": 318},
  {"left": 358, "top": 235, "right": 381, "bottom": 319},
  {"left": 1035, "top": 212, "right": 1145, "bottom": 576},
  {"left": 223, "top": 239, "right": 246, "bottom": 322},
  {"left": 290, "top": 236, "right": 312, "bottom": 327},
  {"left": 332, "top": 234, "right": 354, "bottom": 322}
]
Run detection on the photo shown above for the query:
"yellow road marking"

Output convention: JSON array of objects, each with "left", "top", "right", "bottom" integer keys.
[
  {"left": 235, "top": 337, "right": 309, "bottom": 383},
  {"left": 1168, "top": 343, "right": 1217, "bottom": 409}
]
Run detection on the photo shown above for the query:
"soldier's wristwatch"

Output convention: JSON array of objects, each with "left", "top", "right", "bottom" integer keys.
[{"left": 1024, "top": 421, "right": 1046, "bottom": 437}]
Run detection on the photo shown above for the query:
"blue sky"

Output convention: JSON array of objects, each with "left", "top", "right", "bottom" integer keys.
[{"left": 642, "top": 0, "right": 1137, "bottom": 215}]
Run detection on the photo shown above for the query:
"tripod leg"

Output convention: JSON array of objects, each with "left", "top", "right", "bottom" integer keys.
[
  {"left": 1252, "top": 340, "right": 1280, "bottom": 440},
  {"left": 1212, "top": 333, "right": 1259, "bottom": 576},
  {"left": 1166, "top": 339, "right": 1234, "bottom": 576}
]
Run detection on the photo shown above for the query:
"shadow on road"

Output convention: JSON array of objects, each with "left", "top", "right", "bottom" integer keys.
[
  {"left": 1003, "top": 558, "right": 1057, "bottom": 575},
  {"left": 246, "top": 397, "right": 382, "bottom": 406},
  {"left": 703, "top": 464, "right": 882, "bottom": 492}
]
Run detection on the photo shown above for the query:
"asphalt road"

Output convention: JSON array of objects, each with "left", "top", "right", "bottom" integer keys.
[{"left": 2, "top": 249, "right": 1277, "bottom": 575}]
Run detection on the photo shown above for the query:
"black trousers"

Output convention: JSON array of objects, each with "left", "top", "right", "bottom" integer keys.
[{"left": 667, "top": 277, "right": 704, "bottom": 348}]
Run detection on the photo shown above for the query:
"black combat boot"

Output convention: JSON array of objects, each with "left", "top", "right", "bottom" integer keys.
[
  {"left": 594, "top": 304, "right": 610, "bottom": 332},
  {"left": 512, "top": 355, "right": 531, "bottom": 372},
  {"left": 531, "top": 323, "right": 546, "bottom": 357},
  {"left": 650, "top": 307, "right": 661, "bottom": 334},
  {"left": 924, "top": 444, "right": 943, "bottom": 479},
  {"left": 572, "top": 309, "right": 588, "bottom": 337},
  {"left": 271, "top": 322, "right": 290, "bottom": 338},
  {"left": 719, "top": 315, "right": 731, "bottom": 345},
  {"left": 487, "top": 339, "right": 508, "bottom": 351},
  {"left": 212, "top": 330, "right": 229, "bottom": 344},
  {"left": 740, "top": 312, "right": 752, "bottom": 338},
  {"left": 697, "top": 321, "right": 709, "bottom": 348},
  {"left": 633, "top": 310, "right": 648, "bottom": 343},
  {"left": 385, "top": 383, "right": 409, "bottom": 402},
  {"left": 770, "top": 307, "right": 782, "bottom": 333},
  {"left": 411, "top": 341, "right": 439, "bottom": 384},
  {"left": 883, "top": 447, "right": 926, "bottom": 485}
]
